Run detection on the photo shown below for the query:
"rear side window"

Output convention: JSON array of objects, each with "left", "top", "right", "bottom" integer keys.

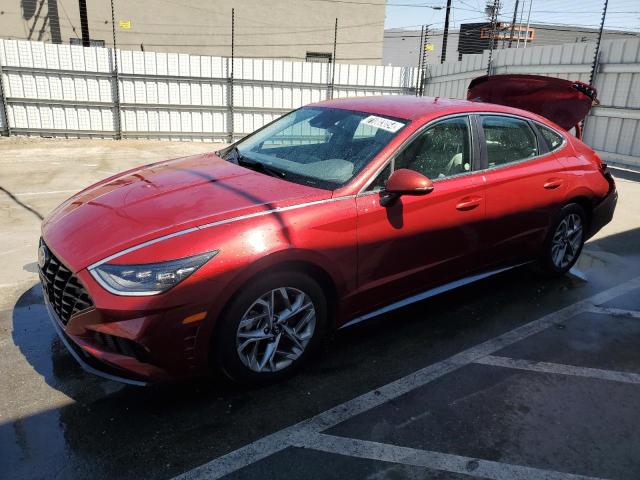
[
  {"left": 539, "top": 125, "right": 565, "bottom": 151},
  {"left": 481, "top": 116, "right": 538, "bottom": 167}
]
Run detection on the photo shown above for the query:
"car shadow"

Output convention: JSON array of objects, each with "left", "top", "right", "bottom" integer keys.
[
  {"left": 11, "top": 226, "right": 640, "bottom": 402},
  {"left": 6, "top": 227, "right": 640, "bottom": 479}
]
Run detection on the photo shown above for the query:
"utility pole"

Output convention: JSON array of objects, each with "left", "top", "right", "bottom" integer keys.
[
  {"left": 110, "top": 0, "right": 121, "bottom": 139},
  {"left": 508, "top": 0, "right": 519, "bottom": 48},
  {"left": 330, "top": 18, "right": 338, "bottom": 99},
  {"left": 486, "top": 0, "right": 500, "bottom": 75},
  {"left": 419, "top": 26, "right": 430, "bottom": 95},
  {"left": 78, "top": 0, "right": 90, "bottom": 47},
  {"left": 515, "top": 0, "right": 526, "bottom": 48},
  {"left": 440, "top": 0, "right": 452, "bottom": 63},
  {"left": 229, "top": 8, "right": 235, "bottom": 143},
  {"left": 523, "top": 0, "right": 533, "bottom": 49},
  {"left": 589, "top": 0, "right": 609, "bottom": 86},
  {"left": 0, "top": 62, "right": 11, "bottom": 136},
  {"left": 416, "top": 25, "right": 425, "bottom": 94}
]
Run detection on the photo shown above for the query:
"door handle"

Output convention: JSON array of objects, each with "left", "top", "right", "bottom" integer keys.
[
  {"left": 543, "top": 178, "right": 564, "bottom": 189},
  {"left": 456, "top": 196, "right": 482, "bottom": 211}
]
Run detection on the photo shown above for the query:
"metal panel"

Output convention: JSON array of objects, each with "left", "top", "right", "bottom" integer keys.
[
  {"left": 2, "top": 38, "right": 638, "bottom": 169},
  {"left": 0, "top": 39, "right": 415, "bottom": 141},
  {"left": 421, "top": 39, "right": 639, "bottom": 168}
]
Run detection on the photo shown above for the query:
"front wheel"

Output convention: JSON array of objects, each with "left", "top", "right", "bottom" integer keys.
[
  {"left": 535, "top": 203, "right": 586, "bottom": 277},
  {"left": 215, "top": 271, "right": 327, "bottom": 384}
]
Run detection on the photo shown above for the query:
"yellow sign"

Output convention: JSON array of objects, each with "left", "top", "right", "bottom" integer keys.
[
  {"left": 425, "top": 43, "right": 434, "bottom": 51},
  {"left": 119, "top": 20, "right": 132, "bottom": 30}
]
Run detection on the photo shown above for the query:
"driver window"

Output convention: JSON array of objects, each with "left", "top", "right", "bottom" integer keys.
[{"left": 394, "top": 116, "right": 472, "bottom": 180}]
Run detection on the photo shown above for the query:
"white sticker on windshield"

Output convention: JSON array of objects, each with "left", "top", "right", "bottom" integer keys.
[{"left": 361, "top": 115, "right": 404, "bottom": 133}]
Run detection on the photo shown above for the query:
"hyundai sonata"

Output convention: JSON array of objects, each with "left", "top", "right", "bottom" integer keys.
[{"left": 39, "top": 75, "right": 616, "bottom": 385}]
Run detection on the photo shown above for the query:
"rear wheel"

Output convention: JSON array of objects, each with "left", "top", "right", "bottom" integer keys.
[
  {"left": 215, "top": 271, "right": 327, "bottom": 384},
  {"left": 535, "top": 203, "right": 586, "bottom": 277}
]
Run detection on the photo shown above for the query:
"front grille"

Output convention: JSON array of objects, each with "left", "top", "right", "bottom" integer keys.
[{"left": 39, "top": 239, "right": 93, "bottom": 325}]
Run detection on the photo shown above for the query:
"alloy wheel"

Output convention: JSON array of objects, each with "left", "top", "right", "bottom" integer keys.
[
  {"left": 551, "top": 213, "right": 583, "bottom": 269},
  {"left": 236, "top": 287, "right": 316, "bottom": 373}
]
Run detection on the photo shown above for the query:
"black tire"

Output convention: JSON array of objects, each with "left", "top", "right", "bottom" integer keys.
[
  {"left": 214, "top": 271, "right": 327, "bottom": 384},
  {"left": 534, "top": 203, "right": 587, "bottom": 277}
]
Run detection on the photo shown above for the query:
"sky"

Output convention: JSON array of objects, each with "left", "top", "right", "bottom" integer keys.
[{"left": 383, "top": 0, "right": 640, "bottom": 32}]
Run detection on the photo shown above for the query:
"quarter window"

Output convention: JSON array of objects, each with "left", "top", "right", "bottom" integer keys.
[
  {"left": 394, "top": 116, "right": 472, "bottom": 180},
  {"left": 481, "top": 116, "right": 538, "bottom": 167},
  {"left": 539, "top": 125, "right": 564, "bottom": 151}
]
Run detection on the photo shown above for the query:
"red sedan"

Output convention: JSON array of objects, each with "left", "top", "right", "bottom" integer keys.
[{"left": 39, "top": 76, "right": 616, "bottom": 385}]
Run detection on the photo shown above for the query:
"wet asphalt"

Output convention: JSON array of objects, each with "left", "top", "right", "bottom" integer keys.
[{"left": 2, "top": 168, "right": 640, "bottom": 480}]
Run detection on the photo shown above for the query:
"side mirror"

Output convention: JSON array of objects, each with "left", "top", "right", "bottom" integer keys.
[{"left": 380, "top": 168, "right": 433, "bottom": 207}]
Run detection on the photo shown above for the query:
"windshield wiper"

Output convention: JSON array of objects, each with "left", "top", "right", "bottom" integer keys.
[
  {"left": 242, "top": 159, "right": 288, "bottom": 179},
  {"left": 222, "top": 146, "right": 288, "bottom": 180}
]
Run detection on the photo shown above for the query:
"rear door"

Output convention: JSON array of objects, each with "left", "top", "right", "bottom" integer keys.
[
  {"left": 477, "top": 114, "right": 567, "bottom": 268},
  {"left": 354, "top": 115, "right": 486, "bottom": 313}
]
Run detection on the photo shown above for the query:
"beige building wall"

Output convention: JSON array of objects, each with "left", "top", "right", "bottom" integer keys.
[{"left": 0, "top": 0, "right": 385, "bottom": 64}]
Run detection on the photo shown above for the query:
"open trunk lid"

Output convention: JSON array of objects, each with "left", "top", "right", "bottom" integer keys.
[{"left": 467, "top": 74, "right": 597, "bottom": 131}]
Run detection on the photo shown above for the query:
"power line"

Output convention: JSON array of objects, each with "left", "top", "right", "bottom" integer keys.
[{"left": 87, "top": 21, "right": 385, "bottom": 37}]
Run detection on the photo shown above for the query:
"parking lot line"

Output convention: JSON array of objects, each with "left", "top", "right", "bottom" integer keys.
[
  {"left": 475, "top": 355, "right": 640, "bottom": 385},
  {"left": 173, "top": 275, "right": 640, "bottom": 480},
  {"left": 300, "top": 433, "right": 607, "bottom": 480},
  {"left": 586, "top": 305, "right": 640, "bottom": 319}
]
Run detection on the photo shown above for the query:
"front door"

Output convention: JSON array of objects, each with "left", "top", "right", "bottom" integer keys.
[{"left": 354, "top": 115, "right": 486, "bottom": 314}]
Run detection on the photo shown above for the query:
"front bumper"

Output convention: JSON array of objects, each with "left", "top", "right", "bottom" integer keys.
[
  {"left": 39, "top": 238, "right": 217, "bottom": 384},
  {"left": 45, "top": 297, "right": 150, "bottom": 386}
]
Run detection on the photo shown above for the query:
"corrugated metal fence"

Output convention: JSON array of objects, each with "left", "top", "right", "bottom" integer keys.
[
  {"left": 0, "top": 39, "right": 417, "bottom": 142},
  {"left": 1, "top": 38, "right": 638, "bottom": 169},
  {"left": 423, "top": 38, "right": 640, "bottom": 169}
]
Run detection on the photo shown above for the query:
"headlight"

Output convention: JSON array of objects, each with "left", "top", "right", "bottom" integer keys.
[{"left": 90, "top": 251, "right": 217, "bottom": 295}]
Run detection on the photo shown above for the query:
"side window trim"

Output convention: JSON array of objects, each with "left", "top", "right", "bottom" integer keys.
[
  {"left": 533, "top": 121, "right": 567, "bottom": 153},
  {"left": 360, "top": 113, "right": 480, "bottom": 195},
  {"left": 528, "top": 120, "right": 549, "bottom": 155},
  {"left": 478, "top": 113, "right": 543, "bottom": 171},
  {"left": 393, "top": 114, "right": 476, "bottom": 180},
  {"left": 362, "top": 112, "right": 568, "bottom": 193}
]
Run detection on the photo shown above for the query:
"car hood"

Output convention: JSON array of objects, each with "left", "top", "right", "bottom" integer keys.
[
  {"left": 467, "top": 74, "right": 598, "bottom": 130},
  {"left": 42, "top": 152, "right": 330, "bottom": 271}
]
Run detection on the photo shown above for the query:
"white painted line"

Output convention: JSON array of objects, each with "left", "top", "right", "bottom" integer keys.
[
  {"left": 12, "top": 189, "right": 78, "bottom": 197},
  {"left": 608, "top": 164, "right": 640, "bottom": 175},
  {"left": 301, "top": 433, "right": 607, "bottom": 480},
  {"left": 172, "top": 275, "right": 640, "bottom": 480},
  {"left": 567, "top": 266, "right": 588, "bottom": 282},
  {"left": 586, "top": 305, "right": 640, "bottom": 319},
  {"left": 476, "top": 355, "right": 640, "bottom": 385}
]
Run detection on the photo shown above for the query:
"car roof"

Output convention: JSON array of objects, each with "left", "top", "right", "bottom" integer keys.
[{"left": 311, "top": 95, "right": 546, "bottom": 123}]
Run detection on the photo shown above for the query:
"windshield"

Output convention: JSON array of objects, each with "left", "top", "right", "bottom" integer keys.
[{"left": 224, "top": 107, "right": 407, "bottom": 189}]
